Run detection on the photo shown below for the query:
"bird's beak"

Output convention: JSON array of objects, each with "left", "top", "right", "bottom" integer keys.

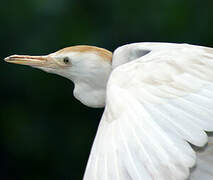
[{"left": 4, "top": 55, "right": 50, "bottom": 67}]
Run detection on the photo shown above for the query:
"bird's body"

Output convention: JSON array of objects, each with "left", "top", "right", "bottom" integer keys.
[{"left": 5, "top": 42, "right": 213, "bottom": 180}]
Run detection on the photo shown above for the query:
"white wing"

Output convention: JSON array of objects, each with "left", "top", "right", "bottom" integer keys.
[
  {"left": 190, "top": 135, "right": 213, "bottom": 180},
  {"left": 83, "top": 43, "right": 213, "bottom": 180}
]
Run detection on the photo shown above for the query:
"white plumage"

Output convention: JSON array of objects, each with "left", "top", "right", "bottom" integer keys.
[
  {"left": 84, "top": 43, "right": 213, "bottom": 180},
  {"left": 5, "top": 42, "right": 213, "bottom": 179}
]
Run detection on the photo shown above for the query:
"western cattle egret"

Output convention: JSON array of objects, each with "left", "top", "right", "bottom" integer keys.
[{"left": 5, "top": 42, "right": 213, "bottom": 180}]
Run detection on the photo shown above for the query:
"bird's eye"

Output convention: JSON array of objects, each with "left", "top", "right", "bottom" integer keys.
[{"left": 63, "top": 57, "right": 70, "bottom": 64}]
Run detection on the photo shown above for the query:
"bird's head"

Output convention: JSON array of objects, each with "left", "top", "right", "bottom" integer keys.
[{"left": 5, "top": 45, "right": 112, "bottom": 108}]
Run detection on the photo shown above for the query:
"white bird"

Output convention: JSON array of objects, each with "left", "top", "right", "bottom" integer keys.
[{"left": 5, "top": 42, "right": 213, "bottom": 180}]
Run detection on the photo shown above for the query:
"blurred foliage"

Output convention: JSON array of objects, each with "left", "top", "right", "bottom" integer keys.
[{"left": 1, "top": 0, "right": 213, "bottom": 179}]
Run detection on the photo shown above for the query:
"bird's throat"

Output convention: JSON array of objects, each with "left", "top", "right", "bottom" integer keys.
[{"left": 73, "top": 82, "right": 106, "bottom": 108}]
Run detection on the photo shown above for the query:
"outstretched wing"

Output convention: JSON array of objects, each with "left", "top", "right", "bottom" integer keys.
[{"left": 83, "top": 43, "right": 213, "bottom": 180}]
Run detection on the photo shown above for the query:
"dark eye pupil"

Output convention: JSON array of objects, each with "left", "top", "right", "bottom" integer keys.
[{"left": 64, "top": 57, "right": 70, "bottom": 64}]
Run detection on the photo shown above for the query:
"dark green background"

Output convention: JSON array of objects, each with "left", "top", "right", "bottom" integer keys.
[{"left": 1, "top": 0, "right": 213, "bottom": 179}]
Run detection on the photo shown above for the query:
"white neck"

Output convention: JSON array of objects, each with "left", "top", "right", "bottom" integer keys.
[
  {"left": 73, "top": 81, "right": 107, "bottom": 108},
  {"left": 69, "top": 53, "right": 112, "bottom": 108}
]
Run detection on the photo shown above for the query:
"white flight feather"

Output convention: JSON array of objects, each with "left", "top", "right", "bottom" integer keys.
[{"left": 83, "top": 43, "right": 213, "bottom": 180}]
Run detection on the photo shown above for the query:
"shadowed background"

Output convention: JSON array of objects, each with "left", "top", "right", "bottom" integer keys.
[{"left": 1, "top": 0, "right": 213, "bottom": 179}]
